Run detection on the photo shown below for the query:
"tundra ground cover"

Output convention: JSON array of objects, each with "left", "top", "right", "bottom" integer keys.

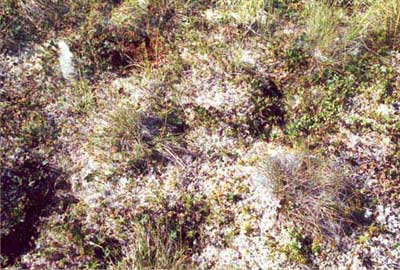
[{"left": 1, "top": 1, "right": 399, "bottom": 269}]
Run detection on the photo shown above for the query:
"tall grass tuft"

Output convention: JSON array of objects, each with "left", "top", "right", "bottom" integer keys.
[
  {"left": 367, "top": 0, "right": 400, "bottom": 40},
  {"left": 304, "top": 1, "right": 347, "bottom": 62},
  {"left": 258, "top": 147, "right": 355, "bottom": 240},
  {"left": 305, "top": 0, "right": 400, "bottom": 63}
]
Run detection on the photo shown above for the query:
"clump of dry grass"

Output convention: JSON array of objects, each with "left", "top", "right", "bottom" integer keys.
[
  {"left": 86, "top": 100, "right": 186, "bottom": 172},
  {"left": 304, "top": 1, "right": 354, "bottom": 63},
  {"left": 367, "top": 0, "right": 400, "bottom": 40},
  {"left": 304, "top": 0, "right": 400, "bottom": 64},
  {"left": 117, "top": 217, "right": 190, "bottom": 270},
  {"left": 258, "top": 147, "right": 355, "bottom": 240},
  {"left": 110, "top": 183, "right": 210, "bottom": 270},
  {"left": 88, "top": 102, "right": 148, "bottom": 167}
]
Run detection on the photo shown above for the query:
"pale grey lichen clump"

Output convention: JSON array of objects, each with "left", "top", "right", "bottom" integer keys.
[
  {"left": 317, "top": 204, "right": 400, "bottom": 270},
  {"left": 57, "top": 40, "right": 75, "bottom": 81}
]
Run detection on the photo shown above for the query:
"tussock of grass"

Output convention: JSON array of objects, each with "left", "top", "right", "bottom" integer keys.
[
  {"left": 305, "top": 0, "right": 400, "bottom": 64},
  {"left": 367, "top": 0, "right": 400, "bottom": 40},
  {"left": 116, "top": 216, "right": 191, "bottom": 270},
  {"left": 86, "top": 100, "right": 186, "bottom": 172},
  {"left": 258, "top": 147, "right": 355, "bottom": 240},
  {"left": 305, "top": 2, "right": 346, "bottom": 60},
  {"left": 304, "top": 1, "right": 369, "bottom": 64}
]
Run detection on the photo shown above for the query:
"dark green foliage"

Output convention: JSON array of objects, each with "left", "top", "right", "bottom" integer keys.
[
  {"left": 0, "top": 158, "right": 62, "bottom": 267},
  {"left": 0, "top": 0, "right": 102, "bottom": 54}
]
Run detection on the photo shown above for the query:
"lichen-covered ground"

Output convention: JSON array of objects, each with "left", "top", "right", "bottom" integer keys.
[{"left": 1, "top": 1, "right": 399, "bottom": 269}]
